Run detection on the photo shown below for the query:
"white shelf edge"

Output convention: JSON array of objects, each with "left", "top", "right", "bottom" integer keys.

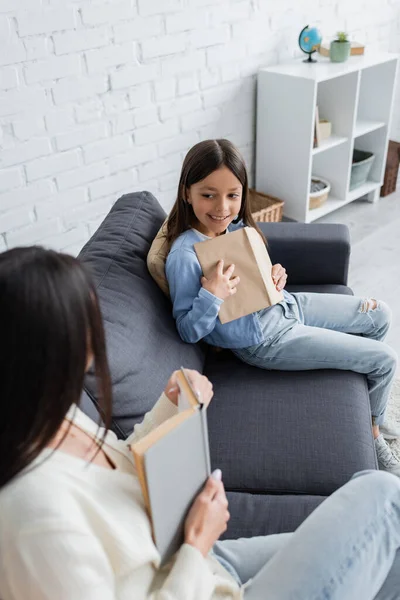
[
  {"left": 353, "top": 120, "right": 386, "bottom": 138},
  {"left": 312, "top": 134, "right": 348, "bottom": 155},
  {"left": 305, "top": 181, "right": 382, "bottom": 221},
  {"left": 347, "top": 180, "right": 381, "bottom": 202},
  {"left": 306, "top": 196, "right": 347, "bottom": 222},
  {"left": 259, "top": 53, "right": 399, "bottom": 82}
]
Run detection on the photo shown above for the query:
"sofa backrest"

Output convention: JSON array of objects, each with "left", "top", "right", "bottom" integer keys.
[{"left": 79, "top": 191, "right": 206, "bottom": 437}]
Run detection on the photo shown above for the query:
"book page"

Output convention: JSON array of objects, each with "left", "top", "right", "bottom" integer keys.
[
  {"left": 245, "top": 228, "right": 284, "bottom": 306},
  {"left": 177, "top": 368, "right": 200, "bottom": 413}
]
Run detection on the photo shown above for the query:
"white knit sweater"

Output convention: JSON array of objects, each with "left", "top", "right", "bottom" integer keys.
[{"left": 0, "top": 394, "right": 242, "bottom": 600}]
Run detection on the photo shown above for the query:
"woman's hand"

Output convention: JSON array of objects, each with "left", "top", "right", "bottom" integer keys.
[
  {"left": 271, "top": 263, "right": 287, "bottom": 292},
  {"left": 201, "top": 259, "right": 240, "bottom": 301},
  {"left": 184, "top": 472, "right": 230, "bottom": 557},
  {"left": 164, "top": 369, "right": 214, "bottom": 408}
]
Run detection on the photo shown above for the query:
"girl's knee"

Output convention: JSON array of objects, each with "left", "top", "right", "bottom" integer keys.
[
  {"left": 383, "top": 345, "right": 398, "bottom": 374},
  {"left": 378, "top": 299, "right": 392, "bottom": 319},
  {"left": 375, "top": 299, "right": 392, "bottom": 328},
  {"left": 360, "top": 297, "right": 391, "bottom": 323},
  {"left": 371, "top": 341, "right": 397, "bottom": 372}
]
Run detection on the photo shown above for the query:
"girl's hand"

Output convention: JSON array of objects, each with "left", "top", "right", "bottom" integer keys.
[
  {"left": 271, "top": 263, "right": 287, "bottom": 292},
  {"left": 164, "top": 369, "right": 214, "bottom": 408},
  {"left": 201, "top": 259, "right": 240, "bottom": 300},
  {"left": 184, "top": 472, "right": 230, "bottom": 557}
]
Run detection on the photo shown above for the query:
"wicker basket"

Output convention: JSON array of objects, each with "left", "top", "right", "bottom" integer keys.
[
  {"left": 309, "top": 177, "right": 331, "bottom": 210},
  {"left": 381, "top": 140, "right": 400, "bottom": 197},
  {"left": 249, "top": 189, "right": 284, "bottom": 222}
]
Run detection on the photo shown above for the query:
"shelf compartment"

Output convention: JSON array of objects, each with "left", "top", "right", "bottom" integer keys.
[
  {"left": 316, "top": 72, "right": 359, "bottom": 138},
  {"left": 356, "top": 60, "right": 398, "bottom": 125},
  {"left": 352, "top": 127, "right": 388, "bottom": 184},
  {"left": 312, "top": 141, "right": 352, "bottom": 201},
  {"left": 312, "top": 134, "right": 348, "bottom": 155},
  {"left": 354, "top": 120, "right": 386, "bottom": 138},
  {"left": 347, "top": 180, "right": 380, "bottom": 202}
]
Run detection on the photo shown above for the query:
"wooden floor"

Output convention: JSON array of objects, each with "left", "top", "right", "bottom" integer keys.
[{"left": 315, "top": 187, "right": 400, "bottom": 361}]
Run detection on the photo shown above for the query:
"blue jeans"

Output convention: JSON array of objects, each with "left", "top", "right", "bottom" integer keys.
[
  {"left": 213, "top": 471, "right": 400, "bottom": 599},
  {"left": 233, "top": 293, "right": 398, "bottom": 425}
]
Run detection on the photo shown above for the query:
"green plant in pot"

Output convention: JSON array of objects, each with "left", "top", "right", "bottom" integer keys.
[{"left": 330, "top": 31, "right": 351, "bottom": 63}]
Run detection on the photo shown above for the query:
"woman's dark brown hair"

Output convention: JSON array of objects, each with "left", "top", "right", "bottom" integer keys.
[
  {"left": 166, "top": 139, "right": 266, "bottom": 248},
  {"left": 0, "top": 246, "right": 112, "bottom": 489}
]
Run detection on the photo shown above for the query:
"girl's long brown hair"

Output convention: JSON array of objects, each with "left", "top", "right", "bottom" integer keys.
[
  {"left": 0, "top": 247, "right": 112, "bottom": 489},
  {"left": 166, "top": 139, "right": 266, "bottom": 248}
]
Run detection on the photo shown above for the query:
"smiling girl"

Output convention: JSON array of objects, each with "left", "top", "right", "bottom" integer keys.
[{"left": 165, "top": 139, "right": 399, "bottom": 476}]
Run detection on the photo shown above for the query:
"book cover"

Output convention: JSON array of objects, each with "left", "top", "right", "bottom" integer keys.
[
  {"left": 131, "top": 370, "right": 211, "bottom": 566},
  {"left": 194, "top": 227, "right": 283, "bottom": 324}
]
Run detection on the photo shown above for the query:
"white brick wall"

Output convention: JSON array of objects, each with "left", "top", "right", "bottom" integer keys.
[{"left": 1, "top": 0, "right": 400, "bottom": 254}]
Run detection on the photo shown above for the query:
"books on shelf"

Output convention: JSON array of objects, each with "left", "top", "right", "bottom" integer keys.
[
  {"left": 318, "top": 41, "right": 365, "bottom": 57},
  {"left": 194, "top": 227, "right": 283, "bottom": 324},
  {"left": 313, "top": 105, "right": 321, "bottom": 148},
  {"left": 131, "top": 368, "right": 211, "bottom": 566},
  {"left": 314, "top": 105, "right": 333, "bottom": 148}
]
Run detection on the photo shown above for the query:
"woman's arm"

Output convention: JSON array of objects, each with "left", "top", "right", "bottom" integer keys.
[
  {"left": 2, "top": 527, "right": 216, "bottom": 600},
  {"left": 125, "top": 393, "right": 178, "bottom": 446},
  {"left": 3, "top": 526, "right": 116, "bottom": 600},
  {"left": 159, "top": 474, "right": 230, "bottom": 599},
  {"left": 126, "top": 371, "right": 213, "bottom": 446},
  {"left": 3, "top": 473, "right": 226, "bottom": 600}
]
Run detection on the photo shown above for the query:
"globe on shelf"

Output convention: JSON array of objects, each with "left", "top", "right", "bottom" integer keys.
[{"left": 298, "top": 25, "right": 322, "bottom": 63}]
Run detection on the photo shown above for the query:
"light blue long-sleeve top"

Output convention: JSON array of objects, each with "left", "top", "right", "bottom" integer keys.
[{"left": 165, "top": 222, "right": 295, "bottom": 349}]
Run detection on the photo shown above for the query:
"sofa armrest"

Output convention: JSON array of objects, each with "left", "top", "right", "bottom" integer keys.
[{"left": 257, "top": 222, "right": 350, "bottom": 286}]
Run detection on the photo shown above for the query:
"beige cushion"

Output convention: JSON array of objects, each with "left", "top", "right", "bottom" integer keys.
[{"left": 146, "top": 219, "right": 170, "bottom": 297}]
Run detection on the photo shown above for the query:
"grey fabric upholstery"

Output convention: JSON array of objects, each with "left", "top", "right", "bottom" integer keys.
[
  {"left": 258, "top": 222, "right": 350, "bottom": 286},
  {"left": 286, "top": 284, "right": 353, "bottom": 295},
  {"left": 79, "top": 192, "right": 206, "bottom": 437},
  {"left": 205, "top": 352, "right": 376, "bottom": 496},
  {"left": 78, "top": 191, "right": 376, "bottom": 539},
  {"left": 225, "top": 492, "right": 325, "bottom": 538}
]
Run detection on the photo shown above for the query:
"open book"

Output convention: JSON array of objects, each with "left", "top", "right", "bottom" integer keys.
[
  {"left": 194, "top": 227, "right": 284, "bottom": 324},
  {"left": 131, "top": 369, "right": 211, "bottom": 566}
]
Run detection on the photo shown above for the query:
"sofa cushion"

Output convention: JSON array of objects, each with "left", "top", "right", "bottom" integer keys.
[
  {"left": 79, "top": 192, "right": 206, "bottom": 437},
  {"left": 287, "top": 284, "right": 353, "bottom": 295},
  {"left": 224, "top": 492, "right": 325, "bottom": 538},
  {"left": 205, "top": 351, "right": 377, "bottom": 496},
  {"left": 258, "top": 222, "right": 350, "bottom": 286}
]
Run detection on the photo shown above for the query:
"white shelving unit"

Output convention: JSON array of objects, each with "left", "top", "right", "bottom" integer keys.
[{"left": 256, "top": 53, "right": 399, "bottom": 223}]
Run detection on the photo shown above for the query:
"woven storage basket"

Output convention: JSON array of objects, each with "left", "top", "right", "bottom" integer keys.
[
  {"left": 249, "top": 189, "right": 284, "bottom": 222},
  {"left": 381, "top": 140, "right": 400, "bottom": 197},
  {"left": 309, "top": 177, "right": 331, "bottom": 210}
]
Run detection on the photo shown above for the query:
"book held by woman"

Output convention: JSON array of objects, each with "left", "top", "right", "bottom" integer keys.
[{"left": 131, "top": 369, "right": 211, "bottom": 566}]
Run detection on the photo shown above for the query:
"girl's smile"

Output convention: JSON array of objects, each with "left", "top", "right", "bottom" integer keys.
[{"left": 187, "top": 166, "right": 242, "bottom": 238}]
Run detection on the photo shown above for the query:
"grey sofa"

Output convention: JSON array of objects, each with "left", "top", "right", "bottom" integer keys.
[{"left": 79, "top": 191, "right": 377, "bottom": 540}]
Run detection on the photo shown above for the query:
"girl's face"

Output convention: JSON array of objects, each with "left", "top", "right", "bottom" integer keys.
[{"left": 187, "top": 166, "right": 243, "bottom": 237}]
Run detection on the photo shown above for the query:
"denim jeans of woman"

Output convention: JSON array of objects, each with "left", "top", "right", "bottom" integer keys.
[
  {"left": 213, "top": 470, "right": 400, "bottom": 599},
  {"left": 233, "top": 293, "right": 398, "bottom": 426}
]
